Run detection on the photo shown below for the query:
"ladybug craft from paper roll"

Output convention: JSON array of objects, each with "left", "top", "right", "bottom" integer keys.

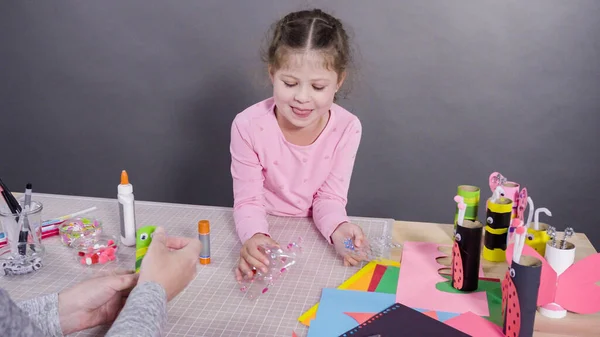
[
  {"left": 502, "top": 267, "right": 521, "bottom": 337},
  {"left": 452, "top": 240, "right": 464, "bottom": 289}
]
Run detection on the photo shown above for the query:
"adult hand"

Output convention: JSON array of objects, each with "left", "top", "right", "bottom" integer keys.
[
  {"left": 235, "top": 233, "right": 279, "bottom": 282},
  {"left": 331, "top": 222, "right": 368, "bottom": 266},
  {"left": 137, "top": 226, "right": 202, "bottom": 301},
  {"left": 58, "top": 269, "right": 139, "bottom": 335}
]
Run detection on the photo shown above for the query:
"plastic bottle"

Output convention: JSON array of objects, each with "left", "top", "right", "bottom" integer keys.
[{"left": 118, "top": 170, "right": 136, "bottom": 246}]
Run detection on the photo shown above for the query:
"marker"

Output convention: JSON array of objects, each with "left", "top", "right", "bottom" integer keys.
[
  {"left": 198, "top": 220, "right": 210, "bottom": 264},
  {"left": 23, "top": 183, "right": 33, "bottom": 232}
]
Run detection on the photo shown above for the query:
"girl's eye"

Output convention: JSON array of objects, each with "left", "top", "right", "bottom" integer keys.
[
  {"left": 283, "top": 82, "right": 296, "bottom": 87},
  {"left": 312, "top": 86, "right": 325, "bottom": 91}
]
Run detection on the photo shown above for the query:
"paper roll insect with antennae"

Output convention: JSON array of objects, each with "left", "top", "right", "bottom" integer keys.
[
  {"left": 483, "top": 186, "right": 512, "bottom": 262},
  {"left": 502, "top": 225, "right": 542, "bottom": 337},
  {"left": 538, "top": 227, "right": 576, "bottom": 318},
  {"left": 524, "top": 206, "right": 552, "bottom": 256},
  {"left": 451, "top": 217, "right": 483, "bottom": 292},
  {"left": 454, "top": 185, "right": 480, "bottom": 231},
  {"left": 489, "top": 172, "right": 520, "bottom": 220},
  {"left": 506, "top": 229, "right": 600, "bottom": 320}
]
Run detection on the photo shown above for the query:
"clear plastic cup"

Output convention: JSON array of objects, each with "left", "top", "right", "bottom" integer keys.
[{"left": 0, "top": 200, "right": 45, "bottom": 276}]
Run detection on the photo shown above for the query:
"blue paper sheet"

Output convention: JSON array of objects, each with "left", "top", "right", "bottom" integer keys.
[{"left": 306, "top": 288, "right": 396, "bottom": 337}]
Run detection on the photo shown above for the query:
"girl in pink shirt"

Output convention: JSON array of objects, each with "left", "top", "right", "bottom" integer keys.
[{"left": 231, "top": 9, "right": 366, "bottom": 281}]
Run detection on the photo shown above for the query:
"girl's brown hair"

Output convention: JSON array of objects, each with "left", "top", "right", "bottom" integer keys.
[{"left": 262, "top": 9, "right": 353, "bottom": 96}]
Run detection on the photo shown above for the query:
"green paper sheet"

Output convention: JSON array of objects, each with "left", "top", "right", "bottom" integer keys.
[
  {"left": 374, "top": 266, "right": 400, "bottom": 294},
  {"left": 435, "top": 275, "right": 503, "bottom": 326}
]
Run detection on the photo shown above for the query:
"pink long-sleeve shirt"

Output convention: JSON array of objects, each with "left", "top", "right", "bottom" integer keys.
[{"left": 230, "top": 97, "right": 362, "bottom": 244}]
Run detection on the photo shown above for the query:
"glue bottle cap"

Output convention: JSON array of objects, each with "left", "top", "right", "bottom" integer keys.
[{"left": 198, "top": 220, "right": 210, "bottom": 234}]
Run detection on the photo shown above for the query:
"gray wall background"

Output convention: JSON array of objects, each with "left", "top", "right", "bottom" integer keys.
[{"left": 1, "top": 1, "right": 599, "bottom": 249}]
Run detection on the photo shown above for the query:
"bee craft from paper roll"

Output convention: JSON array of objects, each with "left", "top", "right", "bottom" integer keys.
[
  {"left": 451, "top": 220, "right": 483, "bottom": 292},
  {"left": 454, "top": 185, "right": 480, "bottom": 230},
  {"left": 135, "top": 226, "right": 156, "bottom": 273},
  {"left": 483, "top": 197, "right": 512, "bottom": 262}
]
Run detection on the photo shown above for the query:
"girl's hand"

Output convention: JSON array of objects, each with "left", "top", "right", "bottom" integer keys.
[
  {"left": 331, "top": 222, "right": 367, "bottom": 266},
  {"left": 236, "top": 233, "right": 279, "bottom": 282}
]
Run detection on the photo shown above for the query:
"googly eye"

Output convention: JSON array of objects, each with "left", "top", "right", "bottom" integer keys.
[
  {"left": 455, "top": 233, "right": 462, "bottom": 242},
  {"left": 509, "top": 268, "right": 515, "bottom": 278},
  {"left": 527, "top": 234, "right": 534, "bottom": 240},
  {"left": 140, "top": 233, "right": 149, "bottom": 240},
  {"left": 487, "top": 217, "right": 494, "bottom": 224}
]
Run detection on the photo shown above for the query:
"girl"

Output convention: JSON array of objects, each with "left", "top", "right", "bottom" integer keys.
[{"left": 231, "top": 9, "right": 365, "bottom": 281}]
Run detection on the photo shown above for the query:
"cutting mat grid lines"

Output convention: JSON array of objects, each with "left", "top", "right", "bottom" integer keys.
[{"left": 0, "top": 194, "right": 393, "bottom": 337}]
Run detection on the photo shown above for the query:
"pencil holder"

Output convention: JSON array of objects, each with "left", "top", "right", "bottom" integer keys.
[
  {"left": 524, "top": 222, "right": 551, "bottom": 256},
  {"left": 451, "top": 220, "right": 483, "bottom": 292},
  {"left": 483, "top": 197, "right": 512, "bottom": 262},
  {"left": 0, "top": 200, "right": 45, "bottom": 276},
  {"left": 454, "top": 185, "right": 480, "bottom": 231},
  {"left": 502, "top": 256, "right": 542, "bottom": 337},
  {"left": 538, "top": 241, "right": 576, "bottom": 319}
]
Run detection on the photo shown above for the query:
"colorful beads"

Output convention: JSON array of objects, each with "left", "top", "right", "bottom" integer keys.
[{"left": 59, "top": 217, "right": 102, "bottom": 247}]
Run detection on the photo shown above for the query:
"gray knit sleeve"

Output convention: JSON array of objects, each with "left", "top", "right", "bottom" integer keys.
[
  {"left": 16, "top": 292, "right": 63, "bottom": 336},
  {"left": 105, "top": 281, "right": 167, "bottom": 337},
  {"left": 1, "top": 288, "right": 62, "bottom": 337}
]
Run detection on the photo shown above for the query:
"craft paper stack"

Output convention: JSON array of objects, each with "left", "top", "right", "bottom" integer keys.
[{"left": 302, "top": 242, "right": 506, "bottom": 336}]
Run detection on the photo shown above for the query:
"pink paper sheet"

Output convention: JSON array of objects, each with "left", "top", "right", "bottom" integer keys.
[
  {"left": 445, "top": 312, "right": 504, "bottom": 337},
  {"left": 396, "top": 241, "right": 490, "bottom": 316}
]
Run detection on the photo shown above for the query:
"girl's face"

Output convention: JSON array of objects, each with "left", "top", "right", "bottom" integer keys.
[{"left": 270, "top": 51, "right": 344, "bottom": 130}]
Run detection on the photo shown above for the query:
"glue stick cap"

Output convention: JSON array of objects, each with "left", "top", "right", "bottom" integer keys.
[{"left": 198, "top": 220, "right": 210, "bottom": 234}]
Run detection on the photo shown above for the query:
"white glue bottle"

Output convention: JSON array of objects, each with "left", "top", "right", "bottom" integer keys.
[{"left": 118, "top": 170, "right": 136, "bottom": 246}]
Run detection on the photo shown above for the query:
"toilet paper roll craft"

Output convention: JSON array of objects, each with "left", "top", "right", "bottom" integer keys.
[
  {"left": 502, "top": 248, "right": 542, "bottom": 337},
  {"left": 483, "top": 186, "right": 512, "bottom": 262},
  {"left": 524, "top": 207, "right": 552, "bottom": 256},
  {"left": 488, "top": 172, "right": 507, "bottom": 193},
  {"left": 488, "top": 172, "right": 520, "bottom": 220},
  {"left": 451, "top": 219, "right": 483, "bottom": 292},
  {"left": 506, "top": 235, "right": 600, "bottom": 318},
  {"left": 135, "top": 226, "right": 156, "bottom": 273},
  {"left": 454, "top": 185, "right": 480, "bottom": 230},
  {"left": 540, "top": 227, "right": 577, "bottom": 318}
]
